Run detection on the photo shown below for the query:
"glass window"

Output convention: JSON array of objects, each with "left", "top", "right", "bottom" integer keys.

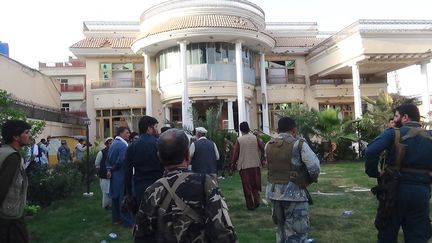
[
  {"left": 96, "top": 108, "right": 144, "bottom": 138},
  {"left": 102, "top": 110, "right": 110, "bottom": 117},
  {"left": 227, "top": 43, "right": 235, "bottom": 63},
  {"left": 215, "top": 43, "right": 223, "bottom": 63},
  {"left": 190, "top": 43, "right": 199, "bottom": 64},
  {"left": 134, "top": 63, "right": 144, "bottom": 70},
  {"left": 207, "top": 42, "right": 215, "bottom": 64},
  {"left": 199, "top": 43, "right": 207, "bottom": 64},
  {"left": 166, "top": 47, "right": 179, "bottom": 68},
  {"left": 132, "top": 108, "right": 142, "bottom": 116},
  {"left": 285, "top": 60, "right": 295, "bottom": 68},
  {"left": 100, "top": 63, "right": 111, "bottom": 80}
]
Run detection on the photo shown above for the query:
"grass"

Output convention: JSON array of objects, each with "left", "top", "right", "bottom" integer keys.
[{"left": 27, "top": 161, "right": 409, "bottom": 242}]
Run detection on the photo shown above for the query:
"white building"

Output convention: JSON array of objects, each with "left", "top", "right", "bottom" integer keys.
[{"left": 45, "top": 0, "right": 432, "bottom": 140}]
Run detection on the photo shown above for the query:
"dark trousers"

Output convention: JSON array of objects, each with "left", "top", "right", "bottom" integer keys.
[
  {"left": 0, "top": 217, "right": 29, "bottom": 243},
  {"left": 112, "top": 197, "right": 133, "bottom": 227},
  {"left": 377, "top": 183, "right": 432, "bottom": 243},
  {"left": 239, "top": 167, "right": 261, "bottom": 210}
]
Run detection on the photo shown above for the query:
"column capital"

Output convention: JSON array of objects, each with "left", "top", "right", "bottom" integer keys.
[{"left": 177, "top": 40, "right": 189, "bottom": 45}]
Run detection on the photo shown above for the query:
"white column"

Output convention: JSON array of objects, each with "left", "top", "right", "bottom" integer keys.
[
  {"left": 235, "top": 40, "right": 246, "bottom": 126},
  {"left": 144, "top": 53, "right": 152, "bottom": 116},
  {"left": 163, "top": 104, "right": 171, "bottom": 125},
  {"left": 227, "top": 99, "right": 235, "bottom": 131},
  {"left": 179, "top": 41, "right": 193, "bottom": 129},
  {"left": 420, "top": 62, "right": 430, "bottom": 120},
  {"left": 351, "top": 63, "right": 362, "bottom": 119},
  {"left": 260, "top": 53, "right": 270, "bottom": 134}
]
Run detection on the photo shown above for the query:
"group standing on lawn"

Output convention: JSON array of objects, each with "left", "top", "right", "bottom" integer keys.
[{"left": 3, "top": 104, "right": 432, "bottom": 243}]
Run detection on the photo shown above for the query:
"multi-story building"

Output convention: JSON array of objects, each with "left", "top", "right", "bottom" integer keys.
[
  {"left": 49, "top": 0, "right": 432, "bottom": 140},
  {"left": 0, "top": 54, "right": 84, "bottom": 140},
  {"left": 39, "top": 57, "right": 87, "bottom": 117}
]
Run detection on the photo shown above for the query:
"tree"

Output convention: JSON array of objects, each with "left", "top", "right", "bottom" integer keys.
[
  {"left": 360, "top": 91, "right": 420, "bottom": 142},
  {"left": 192, "top": 103, "right": 223, "bottom": 140},
  {"left": 276, "top": 103, "right": 318, "bottom": 145},
  {"left": 0, "top": 89, "right": 45, "bottom": 141},
  {"left": 313, "top": 108, "right": 358, "bottom": 162}
]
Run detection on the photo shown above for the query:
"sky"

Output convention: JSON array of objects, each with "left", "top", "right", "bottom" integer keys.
[{"left": 1, "top": 0, "right": 432, "bottom": 95}]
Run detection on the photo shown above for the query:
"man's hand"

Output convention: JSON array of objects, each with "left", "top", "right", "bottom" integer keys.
[{"left": 107, "top": 171, "right": 112, "bottom": 179}]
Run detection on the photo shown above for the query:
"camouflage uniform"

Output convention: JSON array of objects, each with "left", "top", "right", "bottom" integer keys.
[
  {"left": 265, "top": 133, "right": 320, "bottom": 243},
  {"left": 134, "top": 168, "right": 236, "bottom": 243}
]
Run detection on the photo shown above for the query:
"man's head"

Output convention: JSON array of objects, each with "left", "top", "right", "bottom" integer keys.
[
  {"left": 129, "top": 132, "right": 139, "bottom": 142},
  {"left": 138, "top": 116, "right": 159, "bottom": 136},
  {"left": 78, "top": 138, "right": 85, "bottom": 144},
  {"left": 277, "top": 117, "right": 296, "bottom": 134},
  {"left": 239, "top": 122, "right": 250, "bottom": 134},
  {"left": 104, "top": 137, "right": 113, "bottom": 147},
  {"left": 195, "top": 127, "right": 207, "bottom": 138},
  {"left": 157, "top": 129, "right": 190, "bottom": 167},
  {"left": 394, "top": 103, "right": 420, "bottom": 127},
  {"left": 1, "top": 120, "right": 32, "bottom": 147},
  {"left": 40, "top": 138, "right": 47, "bottom": 144},
  {"left": 116, "top": 126, "right": 131, "bottom": 140},
  {"left": 61, "top": 140, "right": 67, "bottom": 146}
]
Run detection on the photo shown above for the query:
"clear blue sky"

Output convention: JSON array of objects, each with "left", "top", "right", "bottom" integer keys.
[{"left": 1, "top": 0, "right": 431, "bottom": 94}]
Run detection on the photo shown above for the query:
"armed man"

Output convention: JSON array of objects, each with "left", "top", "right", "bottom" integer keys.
[
  {"left": 365, "top": 103, "right": 432, "bottom": 243},
  {"left": 265, "top": 117, "right": 320, "bottom": 243},
  {"left": 134, "top": 128, "right": 236, "bottom": 243},
  {"left": 0, "top": 120, "right": 32, "bottom": 243}
]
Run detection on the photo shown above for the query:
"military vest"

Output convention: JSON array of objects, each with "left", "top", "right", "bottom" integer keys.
[
  {"left": 266, "top": 136, "right": 311, "bottom": 188},
  {"left": 395, "top": 126, "right": 432, "bottom": 170},
  {"left": 0, "top": 144, "right": 28, "bottom": 219}
]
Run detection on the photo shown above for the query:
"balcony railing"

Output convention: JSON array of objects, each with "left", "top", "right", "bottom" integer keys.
[
  {"left": 61, "top": 84, "right": 84, "bottom": 92},
  {"left": 310, "top": 78, "right": 385, "bottom": 85},
  {"left": 91, "top": 78, "right": 144, "bottom": 89},
  {"left": 257, "top": 75, "right": 306, "bottom": 85},
  {"left": 62, "top": 110, "right": 88, "bottom": 117}
]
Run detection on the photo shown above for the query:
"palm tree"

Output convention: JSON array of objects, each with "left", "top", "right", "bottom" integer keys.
[{"left": 313, "top": 108, "right": 358, "bottom": 162}]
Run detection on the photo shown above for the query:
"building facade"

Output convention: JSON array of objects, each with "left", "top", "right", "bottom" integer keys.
[
  {"left": 0, "top": 54, "right": 84, "bottom": 140},
  {"left": 39, "top": 57, "right": 87, "bottom": 117},
  {"left": 53, "top": 0, "right": 432, "bottom": 140}
]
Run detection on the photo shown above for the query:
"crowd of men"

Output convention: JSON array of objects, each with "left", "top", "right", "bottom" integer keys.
[{"left": 1, "top": 103, "right": 432, "bottom": 243}]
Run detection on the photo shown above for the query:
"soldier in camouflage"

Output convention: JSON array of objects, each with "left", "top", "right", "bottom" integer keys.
[
  {"left": 134, "top": 128, "right": 236, "bottom": 243},
  {"left": 265, "top": 117, "right": 320, "bottom": 243}
]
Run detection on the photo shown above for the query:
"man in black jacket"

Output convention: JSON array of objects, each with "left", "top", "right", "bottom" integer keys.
[{"left": 125, "top": 116, "right": 164, "bottom": 207}]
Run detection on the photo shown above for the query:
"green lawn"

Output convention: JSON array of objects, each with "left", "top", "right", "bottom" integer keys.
[{"left": 27, "top": 161, "right": 404, "bottom": 242}]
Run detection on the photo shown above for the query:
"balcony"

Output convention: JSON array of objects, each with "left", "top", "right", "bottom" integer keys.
[
  {"left": 310, "top": 82, "right": 387, "bottom": 99},
  {"left": 61, "top": 84, "right": 84, "bottom": 92},
  {"left": 91, "top": 78, "right": 144, "bottom": 89},
  {"left": 61, "top": 110, "right": 87, "bottom": 118},
  {"left": 256, "top": 75, "right": 306, "bottom": 85}
]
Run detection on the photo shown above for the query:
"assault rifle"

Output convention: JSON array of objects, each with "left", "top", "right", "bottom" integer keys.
[{"left": 371, "top": 128, "right": 406, "bottom": 229}]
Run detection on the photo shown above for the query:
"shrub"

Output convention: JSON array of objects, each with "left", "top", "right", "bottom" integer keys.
[
  {"left": 25, "top": 204, "right": 41, "bottom": 216},
  {"left": 27, "top": 163, "right": 83, "bottom": 207}
]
